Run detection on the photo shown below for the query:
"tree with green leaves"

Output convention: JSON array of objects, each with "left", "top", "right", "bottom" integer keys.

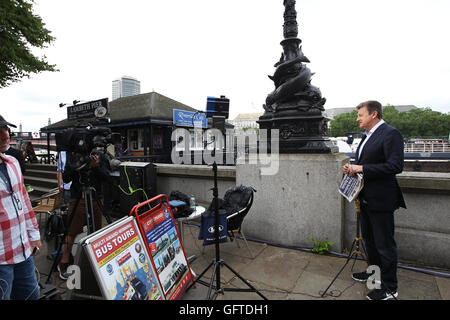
[
  {"left": 0, "top": 0, "right": 57, "bottom": 88},
  {"left": 328, "top": 110, "right": 361, "bottom": 137},
  {"left": 329, "top": 105, "right": 450, "bottom": 138}
]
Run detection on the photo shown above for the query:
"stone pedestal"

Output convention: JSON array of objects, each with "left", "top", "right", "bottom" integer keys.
[
  {"left": 236, "top": 153, "right": 349, "bottom": 251},
  {"left": 258, "top": 109, "right": 337, "bottom": 154}
]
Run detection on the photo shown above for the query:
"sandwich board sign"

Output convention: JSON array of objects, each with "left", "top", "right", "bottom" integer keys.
[
  {"left": 131, "top": 194, "right": 193, "bottom": 300},
  {"left": 80, "top": 216, "right": 164, "bottom": 300}
]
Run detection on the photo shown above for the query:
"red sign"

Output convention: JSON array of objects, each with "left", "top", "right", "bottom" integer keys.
[
  {"left": 131, "top": 194, "right": 193, "bottom": 300},
  {"left": 142, "top": 211, "right": 166, "bottom": 232},
  {"left": 90, "top": 222, "right": 138, "bottom": 266},
  {"left": 117, "top": 252, "right": 131, "bottom": 266}
]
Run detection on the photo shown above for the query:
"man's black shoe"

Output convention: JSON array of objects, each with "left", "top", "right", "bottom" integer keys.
[
  {"left": 351, "top": 271, "right": 371, "bottom": 282},
  {"left": 366, "top": 288, "right": 398, "bottom": 300}
]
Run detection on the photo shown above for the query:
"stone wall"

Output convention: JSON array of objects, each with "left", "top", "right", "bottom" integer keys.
[
  {"left": 154, "top": 163, "right": 450, "bottom": 269},
  {"left": 343, "top": 171, "right": 450, "bottom": 269}
]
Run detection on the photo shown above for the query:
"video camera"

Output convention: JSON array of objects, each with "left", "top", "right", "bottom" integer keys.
[{"left": 56, "top": 124, "right": 120, "bottom": 154}]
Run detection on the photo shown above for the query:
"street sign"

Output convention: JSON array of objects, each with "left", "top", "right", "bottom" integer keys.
[
  {"left": 173, "top": 109, "right": 207, "bottom": 128},
  {"left": 67, "top": 98, "right": 108, "bottom": 120}
]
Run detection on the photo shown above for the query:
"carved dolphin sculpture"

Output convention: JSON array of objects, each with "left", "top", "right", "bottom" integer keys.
[{"left": 266, "top": 66, "right": 312, "bottom": 107}]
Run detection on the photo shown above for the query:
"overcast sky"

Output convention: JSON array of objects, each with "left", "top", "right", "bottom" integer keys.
[{"left": 1, "top": 0, "right": 450, "bottom": 132}]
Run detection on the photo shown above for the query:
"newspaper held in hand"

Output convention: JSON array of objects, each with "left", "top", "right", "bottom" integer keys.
[{"left": 339, "top": 173, "right": 364, "bottom": 202}]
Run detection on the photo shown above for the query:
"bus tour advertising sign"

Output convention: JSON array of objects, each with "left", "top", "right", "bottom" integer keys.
[
  {"left": 82, "top": 216, "right": 164, "bottom": 300},
  {"left": 131, "top": 195, "right": 193, "bottom": 300}
]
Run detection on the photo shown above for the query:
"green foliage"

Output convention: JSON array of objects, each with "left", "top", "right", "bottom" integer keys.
[
  {"left": 328, "top": 110, "right": 362, "bottom": 137},
  {"left": 0, "top": 0, "right": 58, "bottom": 87},
  {"left": 241, "top": 126, "right": 259, "bottom": 133},
  {"left": 311, "top": 237, "right": 334, "bottom": 255},
  {"left": 329, "top": 105, "right": 450, "bottom": 138}
]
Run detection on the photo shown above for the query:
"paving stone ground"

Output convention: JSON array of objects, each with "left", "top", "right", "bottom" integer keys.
[{"left": 34, "top": 218, "right": 449, "bottom": 300}]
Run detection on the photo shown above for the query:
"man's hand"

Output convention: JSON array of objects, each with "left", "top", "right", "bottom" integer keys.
[
  {"left": 90, "top": 154, "right": 99, "bottom": 167},
  {"left": 342, "top": 163, "right": 363, "bottom": 177},
  {"left": 30, "top": 240, "right": 42, "bottom": 256}
]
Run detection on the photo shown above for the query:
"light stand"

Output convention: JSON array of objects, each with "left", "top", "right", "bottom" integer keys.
[
  {"left": 321, "top": 200, "right": 368, "bottom": 297},
  {"left": 188, "top": 162, "right": 267, "bottom": 300}
]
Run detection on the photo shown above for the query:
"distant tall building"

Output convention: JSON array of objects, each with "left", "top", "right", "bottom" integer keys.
[{"left": 112, "top": 76, "right": 141, "bottom": 101}]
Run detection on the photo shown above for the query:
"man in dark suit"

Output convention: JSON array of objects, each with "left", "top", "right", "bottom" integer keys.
[{"left": 343, "top": 100, "right": 406, "bottom": 300}]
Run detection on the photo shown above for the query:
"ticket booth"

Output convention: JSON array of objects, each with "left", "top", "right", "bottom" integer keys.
[{"left": 41, "top": 91, "right": 200, "bottom": 164}]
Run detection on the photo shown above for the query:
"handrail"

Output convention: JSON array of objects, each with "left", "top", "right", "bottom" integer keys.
[
  {"left": 345, "top": 152, "right": 450, "bottom": 160},
  {"left": 404, "top": 143, "right": 450, "bottom": 153}
]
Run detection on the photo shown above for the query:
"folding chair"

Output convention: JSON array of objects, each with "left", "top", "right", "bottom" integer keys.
[
  {"left": 224, "top": 186, "right": 256, "bottom": 259},
  {"left": 32, "top": 188, "right": 61, "bottom": 227}
]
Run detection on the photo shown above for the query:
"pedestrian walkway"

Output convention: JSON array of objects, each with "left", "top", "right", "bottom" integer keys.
[
  {"left": 181, "top": 224, "right": 450, "bottom": 300},
  {"left": 34, "top": 218, "right": 450, "bottom": 300}
]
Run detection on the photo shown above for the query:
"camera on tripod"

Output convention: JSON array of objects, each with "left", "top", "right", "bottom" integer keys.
[{"left": 55, "top": 121, "right": 121, "bottom": 171}]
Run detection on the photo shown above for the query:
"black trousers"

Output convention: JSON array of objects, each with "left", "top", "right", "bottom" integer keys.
[{"left": 360, "top": 203, "right": 398, "bottom": 291}]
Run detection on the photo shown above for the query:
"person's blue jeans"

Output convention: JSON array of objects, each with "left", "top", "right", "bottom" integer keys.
[{"left": 0, "top": 257, "right": 40, "bottom": 300}]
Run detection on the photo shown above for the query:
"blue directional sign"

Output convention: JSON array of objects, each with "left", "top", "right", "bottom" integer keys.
[{"left": 173, "top": 109, "right": 207, "bottom": 128}]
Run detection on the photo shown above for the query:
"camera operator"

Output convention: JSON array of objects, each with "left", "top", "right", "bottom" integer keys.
[{"left": 57, "top": 150, "right": 110, "bottom": 280}]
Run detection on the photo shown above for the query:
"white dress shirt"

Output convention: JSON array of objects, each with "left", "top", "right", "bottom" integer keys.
[{"left": 358, "top": 119, "right": 385, "bottom": 159}]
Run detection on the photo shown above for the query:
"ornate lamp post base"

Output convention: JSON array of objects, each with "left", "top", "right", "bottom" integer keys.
[{"left": 258, "top": 109, "right": 336, "bottom": 154}]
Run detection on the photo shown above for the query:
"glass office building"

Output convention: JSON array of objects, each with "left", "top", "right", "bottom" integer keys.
[{"left": 112, "top": 76, "right": 141, "bottom": 101}]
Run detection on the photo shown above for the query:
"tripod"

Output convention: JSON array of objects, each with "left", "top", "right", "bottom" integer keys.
[
  {"left": 321, "top": 200, "right": 368, "bottom": 297},
  {"left": 188, "top": 162, "right": 267, "bottom": 300},
  {"left": 45, "top": 182, "right": 101, "bottom": 284}
]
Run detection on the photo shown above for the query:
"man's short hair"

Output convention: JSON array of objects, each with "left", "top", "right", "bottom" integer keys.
[{"left": 356, "top": 100, "right": 383, "bottom": 119}]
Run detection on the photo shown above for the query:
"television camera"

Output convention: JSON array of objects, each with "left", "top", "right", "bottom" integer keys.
[
  {"left": 46, "top": 122, "right": 121, "bottom": 284},
  {"left": 55, "top": 121, "right": 121, "bottom": 172}
]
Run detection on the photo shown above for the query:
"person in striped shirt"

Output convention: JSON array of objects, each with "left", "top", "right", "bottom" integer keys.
[{"left": 0, "top": 116, "right": 41, "bottom": 300}]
